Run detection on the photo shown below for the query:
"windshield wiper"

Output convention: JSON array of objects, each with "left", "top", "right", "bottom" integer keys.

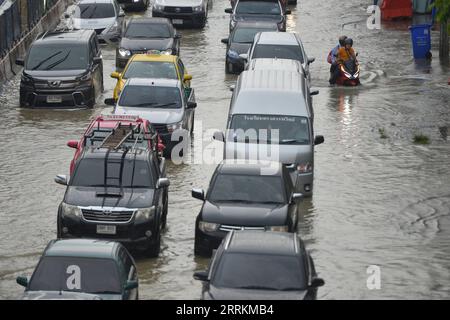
[
  {"left": 280, "top": 287, "right": 305, "bottom": 291},
  {"left": 237, "top": 285, "right": 279, "bottom": 291},
  {"left": 90, "top": 291, "right": 120, "bottom": 294},
  {"left": 280, "top": 139, "right": 309, "bottom": 145},
  {"left": 31, "top": 51, "right": 63, "bottom": 70},
  {"left": 95, "top": 192, "right": 123, "bottom": 198},
  {"left": 88, "top": 6, "right": 97, "bottom": 19},
  {"left": 44, "top": 50, "right": 71, "bottom": 70},
  {"left": 147, "top": 102, "right": 179, "bottom": 108}
]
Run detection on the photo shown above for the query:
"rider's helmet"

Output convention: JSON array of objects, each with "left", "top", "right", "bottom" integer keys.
[
  {"left": 339, "top": 36, "right": 348, "bottom": 46},
  {"left": 345, "top": 38, "right": 354, "bottom": 46}
]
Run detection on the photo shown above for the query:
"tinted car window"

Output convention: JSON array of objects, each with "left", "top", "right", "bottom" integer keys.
[
  {"left": 123, "top": 61, "right": 178, "bottom": 80},
  {"left": 26, "top": 44, "right": 89, "bottom": 71},
  {"left": 236, "top": 1, "right": 281, "bottom": 15},
  {"left": 212, "top": 253, "right": 307, "bottom": 290},
  {"left": 253, "top": 44, "right": 304, "bottom": 63},
  {"left": 71, "top": 158, "right": 154, "bottom": 188},
  {"left": 29, "top": 257, "right": 121, "bottom": 293},
  {"left": 119, "top": 85, "right": 181, "bottom": 109},
  {"left": 78, "top": 4, "right": 116, "bottom": 19},
  {"left": 230, "top": 114, "right": 310, "bottom": 145},
  {"left": 125, "top": 23, "right": 172, "bottom": 38},
  {"left": 232, "top": 27, "right": 276, "bottom": 43},
  {"left": 209, "top": 174, "right": 285, "bottom": 203}
]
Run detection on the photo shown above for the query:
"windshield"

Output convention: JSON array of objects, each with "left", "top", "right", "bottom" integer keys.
[
  {"left": 71, "top": 158, "right": 154, "bottom": 188},
  {"left": 209, "top": 174, "right": 285, "bottom": 203},
  {"left": 26, "top": 44, "right": 88, "bottom": 71},
  {"left": 28, "top": 257, "right": 121, "bottom": 294},
  {"left": 78, "top": 4, "right": 116, "bottom": 19},
  {"left": 123, "top": 61, "right": 178, "bottom": 80},
  {"left": 253, "top": 44, "right": 304, "bottom": 63},
  {"left": 230, "top": 114, "right": 310, "bottom": 145},
  {"left": 213, "top": 253, "right": 306, "bottom": 290},
  {"left": 236, "top": 1, "right": 281, "bottom": 15},
  {"left": 125, "top": 23, "right": 172, "bottom": 38},
  {"left": 232, "top": 27, "right": 277, "bottom": 43},
  {"left": 119, "top": 85, "right": 181, "bottom": 109}
]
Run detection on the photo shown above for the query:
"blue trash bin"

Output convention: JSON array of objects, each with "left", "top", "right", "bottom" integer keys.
[{"left": 409, "top": 24, "right": 432, "bottom": 59}]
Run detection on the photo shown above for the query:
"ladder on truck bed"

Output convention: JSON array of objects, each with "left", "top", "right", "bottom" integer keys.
[{"left": 98, "top": 123, "right": 139, "bottom": 150}]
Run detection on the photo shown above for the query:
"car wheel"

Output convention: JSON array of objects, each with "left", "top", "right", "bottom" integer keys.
[
  {"left": 190, "top": 115, "right": 195, "bottom": 135},
  {"left": 162, "top": 196, "right": 168, "bottom": 229},
  {"left": 194, "top": 238, "right": 212, "bottom": 257},
  {"left": 146, "top": 230, "right": 161, "bottom": 258},
  {"left": 225, "top": 61, "right": 233, "bottom": 74},
  {"left": 87, "top": 86, "right": 95, "bottom": 108}
]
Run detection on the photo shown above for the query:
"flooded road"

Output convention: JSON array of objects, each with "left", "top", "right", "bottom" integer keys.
[{"left": 1, "top": 0, "right": 449, "bottom": 299}]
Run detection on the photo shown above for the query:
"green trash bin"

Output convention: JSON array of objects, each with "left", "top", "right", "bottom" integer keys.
[{"left": 413, "top": 0, "right": 432, "bottom": 14}]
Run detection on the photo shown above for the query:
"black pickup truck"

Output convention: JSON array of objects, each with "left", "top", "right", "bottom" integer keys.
[{"left": 55, "top": 127, "right": 169, "bottom": 257}]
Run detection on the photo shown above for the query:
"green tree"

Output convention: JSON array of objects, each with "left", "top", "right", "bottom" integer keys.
[{"left": 431, "top": 0, "right": 450, "bottom": 58}]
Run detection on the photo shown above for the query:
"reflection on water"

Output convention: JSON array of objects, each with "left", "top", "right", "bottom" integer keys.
[{"left": 0, "top": 0, "right": 450, "bottom": 299}]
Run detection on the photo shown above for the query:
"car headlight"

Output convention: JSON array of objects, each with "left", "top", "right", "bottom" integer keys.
[
  {"left": 135, "top": 206, "right": 156, "bottom": 223},
  {"left": 21, "top": 74, "right": 33, "bottom": 84},
  {"left": 230, "top": 19, "right": 237, "bottom": 28},
  {"left": 167, "top": 121, "right": 183, "bottom": 133},
  {"left": 108, "top": 24, "right": 120, "bottom": 34},
  {"left": 267, "top": 226, "right": 289, "bottom": 232},
  {"left": 160, "top": 49, "right": 173, "bottom": 55},
  {"left": 227, "top": 49, "right": 240, "bottom": 59},
  {"left": 297, "top": 162, "right": 313, "bottom": 174},
  {"left": 153, "top": 4, "right": 164, "bottom": 11},
  {"left": 192, "top": 5, "right": 203, "bottom": 12},
  {"left": 61, "top": 203, "right": 82, "bottom": 218},
  {"left": 199, "top": 221, "right": 220, "bottom": 232},
  {"left": 118, "top": 48, "right": 131, "bottom": 57}
]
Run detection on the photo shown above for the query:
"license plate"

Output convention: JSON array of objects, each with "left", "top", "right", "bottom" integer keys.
[
  {"left": 172, "top": 19, "right": 183, "bottom": 25},
  {"left": 46, "top": 95, "right": 62, "bottom": 103},
  {"left": 96, "top": 225, "right": 116, "bottom": 235}
]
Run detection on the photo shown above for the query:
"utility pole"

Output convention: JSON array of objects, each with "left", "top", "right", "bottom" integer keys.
[{"left": 439, "top": 19, "right": 449, "bottom": 59}]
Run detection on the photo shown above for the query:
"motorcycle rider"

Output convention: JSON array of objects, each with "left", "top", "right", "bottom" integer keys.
[
  {"left": 328, "top": 35, "right": 347, "bottom": 85},
  {"left": 337, "top": 38, "right": 358, "bottom": 69}
]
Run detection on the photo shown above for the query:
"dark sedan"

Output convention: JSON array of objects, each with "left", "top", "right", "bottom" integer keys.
[
  {"left": 221, "top": 21, "right": 278, "bottom": 74},
  {"left": 194, "top": 230, "right": 325, "bottom": 300},
  {"left": 192, "top": 160, "right": 303, "bottom": 256},
  {"left": 116, "top": 17, "right": 181, "bottom": 69}
]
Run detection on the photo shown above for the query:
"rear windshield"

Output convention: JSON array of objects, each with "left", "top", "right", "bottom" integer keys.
[
  {"left": 253, "top": 44, "right": 304, "bottom": 63},
  {"left": 26, "top": 44, "right": 89, "bottom": 71},
  {"left": 29, "top": 256, "right": 121, "bottom": 294},
  {"left": 71, "top": 158, "right": 154, "bottom": 188},
  {"left": 119, "top": 85, "right": 182, "bottom": 109},
  {"left": 236, "top": 1, "right": 281, "bottom": 15},
  {"left": 209, "top": 174, "right": 285, "bottom": 203},
  {"left": 125, "top": 23, "right": 172, "bottom": 38},
  {"left": 123, "top": 61, "right": 178, "bottom": 80},
  {"left": 78, "top": 4, "right": 115, "bottom": 19},
  {"left": 232, "top": 27, "right": 277, "bottom": 43}
]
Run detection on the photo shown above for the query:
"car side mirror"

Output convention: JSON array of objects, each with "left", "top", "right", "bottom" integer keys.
[
  {"left": 310, "top": 90, "right": 319, "bottom": 96},
  {"left": 286, "top": 9, "right": 291, "bottom": 15},
  {"left": 55, "top": 174, "right": 68, "bottom": 186},
  {"left": 124, "top": 280, "right": 138, "bottom": 290},
  {"left": 15, "top": 58, "right": 25, "bottom": 66},
  {"left": 104, "top": 98, "right": 116, "bottom": 106},
  {"left": 221, "top": 38, "right": 229, "bottom": 44},
  {"left": 310, "top": 278, "right": 325, "bottom": 288},
  {"left": 291, "top": 193, "right": 303, "bottom": 202},
  {"left": 308, "top": 57, "right": 316, "bottom": 64},
  {"left": 67, "top": 140, "right": 79, "bottom": 149},
  {"left": 213, "top": 131, "right": 225, "bottom": 142},
  {"left": 314, "top": 135, "right": 325, "bottom": 146},
  {"left": 239, "top": 53, "right": 248, "bottom": 61},
  {"left": 93, "top": 57, "right": 102, "bottom": 65},
  {"left": 184, "top": 74, "right": 193, "bottom": 81},
  {"left": 16, "top": 276, "right": 28, "bottom": 288},
  {"left": 225, "top": 8, "right": 233, "bottom": 14},
  {"left": 192, "top": 188, "right": 205, "bottom": 201},
  {"left": 110, "top": 71, "right": 121, "bottom": 79},
  {"left": 119, "top": 11, "right": 125, "bottom": 18},
  {"left": 187, "top": 101, "right": 197, "bottom": 109},
  {"left": 156, "top": 178, "right": 170, "bottom": 189},
  {"left": 64, "top": 13, "right": 70, "bottom": 19},
  {"left": 193, "top": 270, "right": 209, "bottom": 282}
]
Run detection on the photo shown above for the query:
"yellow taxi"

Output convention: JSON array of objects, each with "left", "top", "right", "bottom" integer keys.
[{"left": 111, "top": 53, "right": 192, "bottom": 101}]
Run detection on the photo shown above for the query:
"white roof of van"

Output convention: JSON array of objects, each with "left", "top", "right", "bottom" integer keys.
[
  {"left": 249, "top": 58, "right": 304, "bottom": 74},
  {"left": 257, "top": 32, "right": 298, "bottom": 45}
]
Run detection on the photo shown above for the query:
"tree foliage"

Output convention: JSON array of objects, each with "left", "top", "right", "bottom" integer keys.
[{"left": 432, "top": 0, "right": 450, "bottom": 31}]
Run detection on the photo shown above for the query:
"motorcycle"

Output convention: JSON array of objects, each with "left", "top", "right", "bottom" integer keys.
[{"left": 336, "top": 59, "right": 360, "bottom": 86}]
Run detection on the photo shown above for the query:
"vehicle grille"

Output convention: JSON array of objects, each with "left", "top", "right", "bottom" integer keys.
[
  {"left": 219, "top": 225, "right": 266, "bottom": 232},
  {"left": 131, "top": 49, "right": 147, "bottom": 55},
  {"left": 81, "top": 208, "right": 135, "bottom": 223},
  {"left": 164, "top": 6, "right": 193, "bottom": 13}
]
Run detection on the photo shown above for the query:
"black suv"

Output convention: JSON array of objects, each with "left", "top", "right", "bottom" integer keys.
[
  {"left": 16, "top": 30, "right": 103, "bottom": 108},
  {"left": 116, "top": 17, "right": 181, "bottom": 69},
  {"left": 192, "top": 160, "right": 303, "bottom": 256},
  {"left": 55, "top": 128, "right": 169, "bottom": 257},
  {"left": 194, "top": 230, "right": 324, "bottom": 300}
]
